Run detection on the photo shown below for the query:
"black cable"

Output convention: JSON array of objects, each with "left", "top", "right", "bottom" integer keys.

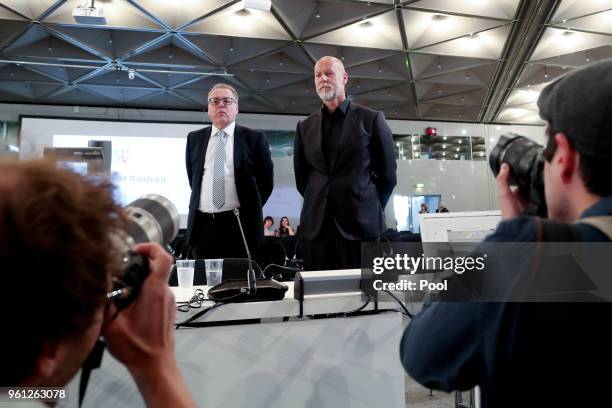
[
  {"left": 382, "top": 289, "right": 413, "bottom": 318},
  {"left": 175, "top": 301, "right": 226, "bottom": 328},
  {"left": 262, "top": 263, "right": 301, "bottom": 278}
]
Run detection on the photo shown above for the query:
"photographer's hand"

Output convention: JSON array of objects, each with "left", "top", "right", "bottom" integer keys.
[
  {"left": 496, "top": 163, "right": 528, "bottom": 219},
  {"left": 103, "top": 243, "right": 195, "bottom": 408}
]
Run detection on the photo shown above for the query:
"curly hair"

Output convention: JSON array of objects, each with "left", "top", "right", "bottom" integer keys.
[{"left": 0, "top": 160, "right": 126, "bottom": 384}]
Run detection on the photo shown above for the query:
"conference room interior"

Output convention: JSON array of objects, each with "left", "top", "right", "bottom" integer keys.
[{"left": 1, "top": 0, "right": 610, "bottom": 407}]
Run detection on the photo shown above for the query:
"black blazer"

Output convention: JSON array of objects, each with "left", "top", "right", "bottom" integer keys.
[
  {"left": 185, "top": 124, "right": 274, "bottom": 250},
  {"left": 293, "top": 102, "right": 397, "bottom": 240}
]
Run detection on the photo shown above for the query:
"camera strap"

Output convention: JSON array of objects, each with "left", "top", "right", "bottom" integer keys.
[
  {"left": 537, "top": 216, "right": 612, "bottom": 242},
  {"left": 577, "top": 216, "right": 612, "bottom": 241}
]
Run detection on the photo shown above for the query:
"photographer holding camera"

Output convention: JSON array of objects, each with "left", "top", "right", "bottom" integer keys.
[
  {"left": 0, "top": 160, "right": 195, "bottom": 407},
  {"left": 400, "top": 60, "right": 612, "bottom": 407}
]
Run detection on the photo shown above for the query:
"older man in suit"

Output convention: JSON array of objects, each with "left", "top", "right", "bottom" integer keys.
[
  {"left": 294, "top": 56, "right": 397, "bottom": 270},
  {"left": 186, "top": 83, "right": 273, "bottom": 259}
]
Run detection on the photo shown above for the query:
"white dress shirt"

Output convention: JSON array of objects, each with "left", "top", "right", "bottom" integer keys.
[{"left": 199, "top": 121, "right": 240, "bottom": 213}]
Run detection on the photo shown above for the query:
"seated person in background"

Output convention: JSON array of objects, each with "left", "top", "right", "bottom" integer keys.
[
  {"left": 0, "top": 160, "right": 195, "bottom": 408},
  {"left": 263, "top": 216, "right": 275, "bottom": 236},
  {"left": 436, "top": 203, "right": 449, "bottom": 213},
  {"left": 419, "top": 203, "right": 429, "bottom": 213},
  {"left": 277, "top": 216, "right": 295, "bottom": 237}
]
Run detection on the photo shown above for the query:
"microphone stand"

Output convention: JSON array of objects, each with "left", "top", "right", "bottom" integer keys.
[{"left": 233, "top": 208, "right": 256, "bottom": 295}]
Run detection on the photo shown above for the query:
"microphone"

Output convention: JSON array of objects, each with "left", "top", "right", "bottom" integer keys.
[
  {"left": 233, "top": 208, "right": 256, "bottom": 295},
  {"left": 206, "top": 210, "right": 289, "bottom": 303}
]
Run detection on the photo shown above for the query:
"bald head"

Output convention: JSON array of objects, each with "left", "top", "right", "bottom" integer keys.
[{"left": 314, "top": 55, "right": 348, "bottom": 104}]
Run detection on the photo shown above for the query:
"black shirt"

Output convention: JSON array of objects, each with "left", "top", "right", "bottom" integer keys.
[{"left": 321, "top": 98, "right": 350, "bottom": 165}]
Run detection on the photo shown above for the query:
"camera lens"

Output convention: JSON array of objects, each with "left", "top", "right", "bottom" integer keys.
[
  {"left": 489, "top": 133, "right": 547, "bottom": 216},
  {"left": 489, "top": 134, "right": 542, "bottom": 196},
  {"left": 124, "top": 194, "right": 180, "bottom": 248}
]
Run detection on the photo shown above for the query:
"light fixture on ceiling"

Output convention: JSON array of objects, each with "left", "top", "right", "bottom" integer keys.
[
  {"left": 465, "top": 71, "right": 470, "bottom": 80},
  {"left": 544, "top": 66, "right": 548, "bottom": 79},
  {"left": 315, "top": 1, "right": 321, "bottom": 18},
  {"left": 241, "top": 0, "right": 271, "bottom": 11},
  {"left": 437, "top": 87, "right": 442, "bottom": 94},
  {"left": 378, "top": 65, "right": 383, "bottom": 73},
  {"left": 585, "top": 53, "right": 591, "bottom": 63},
  {"left": 279, "top": 56, "right": 284, "bottom": 66},
  {"left": 387, "top": 90, "right": 392, "bottom": 97},
  {"left": 360, "top": 20, "right": 373, "bottom": 30},
  {"left": 436, "top": 57, "right": 442, "bottom": 69},
  {"left": 443, "top": 136, "right": 447, "bottom": 140},
  {"left": 415, "top": 183, "right": 425, "bottom": 188}
]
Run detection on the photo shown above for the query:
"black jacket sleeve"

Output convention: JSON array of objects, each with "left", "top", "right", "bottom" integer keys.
[
  {"left": 254, "top": 131, "right": 274, "bottom": 205},
  {"left": 185, "top": 131, "right": 194, "bottom": 189},
  {"left": 370, "top": 111, "right": 397, "bottom": 208},
  {"left": 293, "top": 121, "right": 307, "bottom": 197}
]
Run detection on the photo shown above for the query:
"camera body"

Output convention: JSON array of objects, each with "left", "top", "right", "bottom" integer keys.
[
  {"left": 109, "top": 194, "right": 179, "bottom": 309},
  {"left": 489, "top": 133, "right": 547, "bottom": 217}
]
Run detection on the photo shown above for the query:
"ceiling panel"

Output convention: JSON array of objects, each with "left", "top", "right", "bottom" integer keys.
[
  {"left": 417, "top": 25, "right": 512, "bottom": 59},
  {"left": 530, "top": 28, "right": 612, "bottom": 61},
  {"left": 44, "top": 0, "right": 164, "bottom": 31},
  {"left": 184, "top": 2, "right": 291, "bottom": 40},
  {"left": 184, "top": 34, "right": 289, "bottom": 67},
  {"left": 302, "top": 43, "right": 399, "bottom": 68},
  {"left": 133, "top": 0, "right": 233, "bottom": 29},
  {"left": 403, "top": 9, "right": 506, "bottom": 49},
  {"left": 0, "top": 0, "right": 57, "bottom": 20},
  {"left": 553, "top": 10, "right": 612, "bottom": 35},
  {"left": 307, "top": 10, "right": 403, "bottom": 50},
  {"left": 407, "top": 0, "right": 520, "bottom": 20},
  {"left": 48, "top": 26, "right": 165, "bottom": 60},
  {"left": 273, "top": 0, "right": 393, "bottom": 39},
  {"left": 551, "top": 0, "right": 612, "bottom": 23}
]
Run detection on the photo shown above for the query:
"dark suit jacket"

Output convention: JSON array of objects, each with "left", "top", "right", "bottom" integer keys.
[
  {"left": 293, "top": 102, "right": 397, "bottom": 240},
  {"left": 185, "top": 124, "right": 273, "bottom": 251}
]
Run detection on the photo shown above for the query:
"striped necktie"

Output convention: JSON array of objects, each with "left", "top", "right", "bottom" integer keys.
[{"left": 212, "top": 130, "right": 226, "bottom": 209}]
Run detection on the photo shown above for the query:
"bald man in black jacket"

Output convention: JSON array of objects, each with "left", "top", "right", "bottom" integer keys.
[{"left": 294, "top": 56, "right": 396, "bottom": 271}]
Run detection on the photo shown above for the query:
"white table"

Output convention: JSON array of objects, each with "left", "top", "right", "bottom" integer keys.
[{"left": 62, "top": 278, "right": 407, "bottom": 408}]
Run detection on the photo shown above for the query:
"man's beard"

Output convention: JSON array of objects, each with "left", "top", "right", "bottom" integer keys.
[{"left": 317, "top": 87, "right": 336, "bottom": 101}]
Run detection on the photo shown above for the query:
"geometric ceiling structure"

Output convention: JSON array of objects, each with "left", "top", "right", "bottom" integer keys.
[
  {"left": 496, "top": 0, "right": 612, "bottom": 124},
  {"left": 1, "top": 0, "right": 605, "bottom": 124}
]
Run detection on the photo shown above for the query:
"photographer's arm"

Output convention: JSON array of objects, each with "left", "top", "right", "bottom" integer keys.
[
  {"left": 103, "top": 243, "right": 195, "bottom": 408},
  {"left": 496, "top": 163, "right": 528, "bottom": 220}
]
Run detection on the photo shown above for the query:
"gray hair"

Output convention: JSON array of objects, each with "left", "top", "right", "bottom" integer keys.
[{"left": 208, "top": 83, "right": 239, "bottom": 103}]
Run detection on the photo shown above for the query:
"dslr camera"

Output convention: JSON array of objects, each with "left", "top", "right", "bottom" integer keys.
[
  {"left": 489, "top": 133, "right": 547, "bottom": 217},
  {"left": 107, "top": 194, "right": 179, "bottom": 309}
]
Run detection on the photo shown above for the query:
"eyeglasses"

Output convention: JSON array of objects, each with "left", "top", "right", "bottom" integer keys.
[{"left": 208, "top": 97, "right": 236, "bottom": 106}]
